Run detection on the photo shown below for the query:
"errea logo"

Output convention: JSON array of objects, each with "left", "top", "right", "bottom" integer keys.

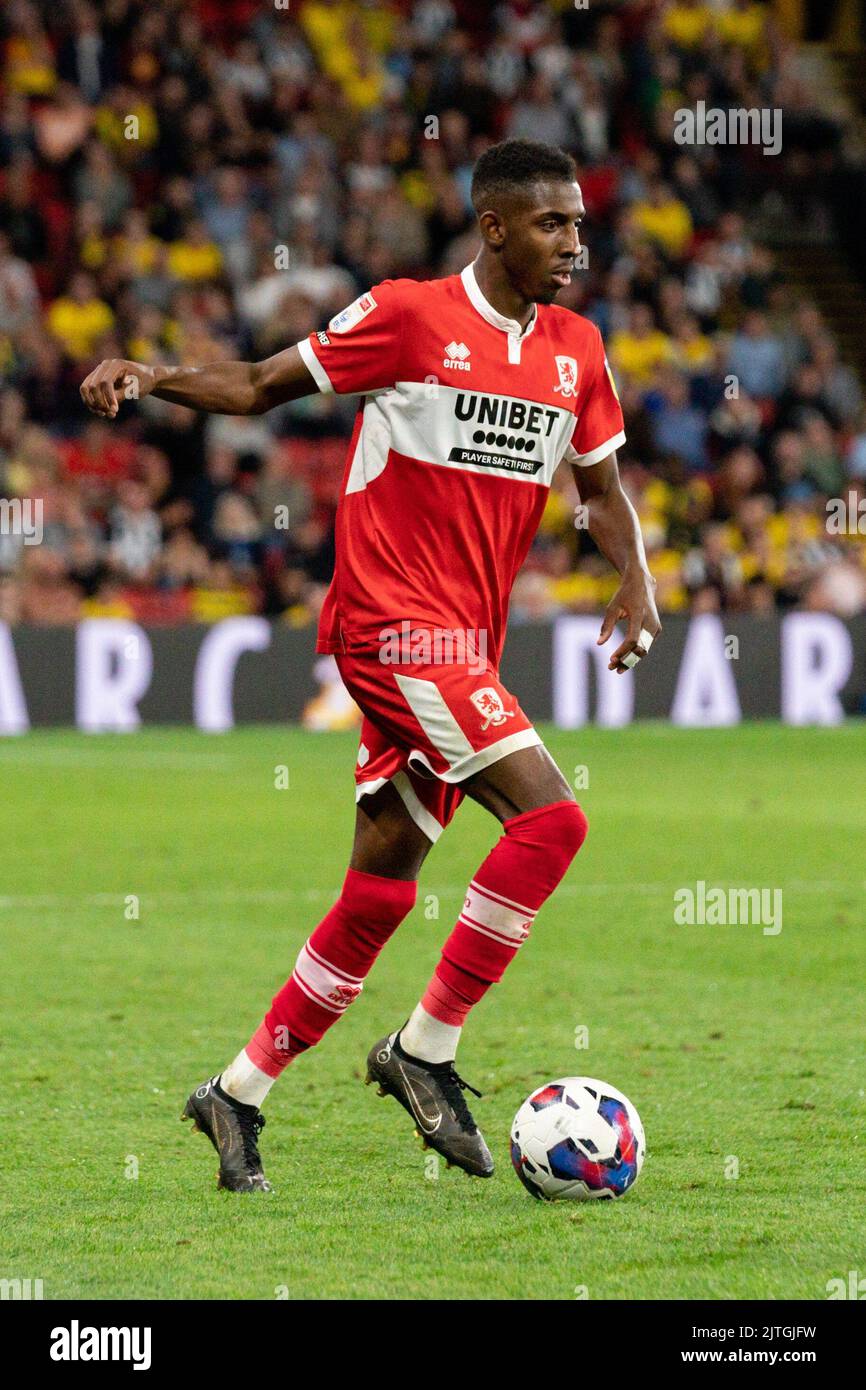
[
  {"left": 443, "top": 341, "right": 471, "bottom": 371},
  {"left": 327, "top": 983, "right": 362, "bottom": 1006}
]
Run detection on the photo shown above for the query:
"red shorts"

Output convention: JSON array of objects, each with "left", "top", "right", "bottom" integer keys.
[{"left": 335, "top": 650, "right": 541, "bottom": 842}]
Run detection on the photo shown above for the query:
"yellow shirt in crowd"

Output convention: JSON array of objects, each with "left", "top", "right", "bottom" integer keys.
[
  {"left": 715, "top": 4, "right": 767, "bottom": 52},
  {"left": 166, "top": 239, "right": 223, "bottom": 282},
  {"left": 662, "top": 3, "right": 714, "bottom": 48},
  {"left": 610, "top": 329, "right": 674, "bottom": 384},
  {"left": 299, "top": 0, "right": 392, "bottom": 110},
  {"left": 632, "top": 197, "right": 694, "bottom": 257},
  {"left": 94, "top": 102, "right": 158, "bottom": 152},
  {"left": 663, "top": 1, "right": 767, "bottom": 54},
  {"left": 47, "top": 296, "right": 115, "bottom": 360}
]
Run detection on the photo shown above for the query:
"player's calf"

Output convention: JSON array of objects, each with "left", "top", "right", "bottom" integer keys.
[
  {"left": 399, "top": 799, "right": 588, "bottom": 1066},
  {"left": 182, "top": 802, "right": 423, "bottom": 1192},
  {"left": 370, "top": 798, "right": 587, "bottom": 1174},
  {"left": 205, "top": 867, "right": 417, "bottom": 1122},
  {"left": 247, "top": 869, "right": 417, "bottom": 1080}
]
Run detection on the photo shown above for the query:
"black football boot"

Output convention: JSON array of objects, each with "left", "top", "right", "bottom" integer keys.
[
  {"left": 181, "top": 1075, "right": 273, "bottom": 1192},
  {"left": 365, "top": 1032, "right": 494, "bottom": 1177}
]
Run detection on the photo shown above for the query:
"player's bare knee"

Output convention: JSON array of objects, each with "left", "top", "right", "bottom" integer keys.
[
  {"left": 466, "top": 743, "right": 576, "bottom": 821},
  {"left": 353, "top": 784, "right": 431, "bottom": 876},
  {"left": 387, "top": 824, "right": 432, "bottom": 878}
]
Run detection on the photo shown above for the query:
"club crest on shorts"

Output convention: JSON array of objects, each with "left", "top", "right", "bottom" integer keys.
[
  {"left": 553, "top": 355, "right": 578, "bottom": 397},
  {"left": 470, "top": 687, "right": 515, "bottom": 730}
]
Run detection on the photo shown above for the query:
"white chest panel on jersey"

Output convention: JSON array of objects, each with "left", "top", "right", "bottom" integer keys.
[{"left": 345, "top": 380, "right": 575, "bottom": 495}]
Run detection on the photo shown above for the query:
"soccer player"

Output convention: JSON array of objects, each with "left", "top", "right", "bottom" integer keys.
[{"left": 81, "top": 140, "right": 660, "bottom": 1192}]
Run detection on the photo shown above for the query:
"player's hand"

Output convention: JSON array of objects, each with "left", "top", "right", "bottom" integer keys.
[
  {"left": 80, "top": 359, "right": 156, "bottom": 419},
  {"left": 597, "top": 568, "right": 661, "bottom": 674}
]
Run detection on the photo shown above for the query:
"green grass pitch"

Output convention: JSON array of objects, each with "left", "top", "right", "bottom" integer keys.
[{"left": 1, "top": 723, "right": 863, "bottom": 1300}]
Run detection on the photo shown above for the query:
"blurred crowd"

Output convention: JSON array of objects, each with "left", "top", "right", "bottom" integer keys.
[{"left": 1, "top": 0, "right": 865, "bottom": 629}]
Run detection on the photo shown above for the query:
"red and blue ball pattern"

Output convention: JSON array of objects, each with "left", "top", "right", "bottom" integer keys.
[
  {"left": 545, "top": 1097, "right": 640, "bottom": 1195},
  {"left": 511, "top": 1079, "right": 645, "bottom": 1200}
]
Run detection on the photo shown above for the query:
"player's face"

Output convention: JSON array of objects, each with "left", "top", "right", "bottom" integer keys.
[{"left": 501, "top": 181, "right": 585, "bottom": 305}]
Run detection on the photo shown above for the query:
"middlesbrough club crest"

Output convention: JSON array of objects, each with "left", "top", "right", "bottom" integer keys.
[
  {"left": 553, "top": 355, "right": 579, "bottom": 397},
  {"left": 470, "top": 687, "right": 515, "bottom": 731}
]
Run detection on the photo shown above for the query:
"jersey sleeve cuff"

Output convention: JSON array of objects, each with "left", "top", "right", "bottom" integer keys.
[
  {"left": 569, "top": 430, "right": 626, "bottom": 468},
  {"left": 296, "top": 337, "right": 334, "bottom": 395}
]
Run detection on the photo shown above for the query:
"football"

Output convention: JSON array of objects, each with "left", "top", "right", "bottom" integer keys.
[{"left": 510, "top": 1077, "right": 645, "bottom": 1201}]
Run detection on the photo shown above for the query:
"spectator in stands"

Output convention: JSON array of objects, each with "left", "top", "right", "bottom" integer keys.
[
  {"left": 611, "top": 304, "right": 674, "bottom": 386},
  {"left": 0, "top": 0, "right": 862, "bottom": 627},
  {"left": 46, "top": 271, "right": 114, "bottom": 362},
  {"left": 727, "top": 311, "right": 788, "bottom": 400},
  {"left": 632, "top": 179, "right": 693, "bottom": 259},
  {"left": 648, "top": 369, "right": 709, "bottom": 471},
  {"left": 0, "top": 228, "right": 38, "bottom": 335}
]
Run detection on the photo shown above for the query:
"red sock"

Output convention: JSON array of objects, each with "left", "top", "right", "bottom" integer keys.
[
  {"left": 421, "top": 800, "right": 588, "bottom": 1026},
  {"left": 247, "top": 868, "right": 417, "bottom": 1075}
]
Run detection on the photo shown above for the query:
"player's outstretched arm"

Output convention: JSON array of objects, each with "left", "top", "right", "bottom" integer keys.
[
  {"left": 80, "top": 345, "right": 317, "bottom": 420},
  {"left": 573, "top": 451, "right": 662, "bottom": 674}
]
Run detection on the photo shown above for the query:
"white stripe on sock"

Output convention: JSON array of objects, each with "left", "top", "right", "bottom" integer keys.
[
  {"left": 293, "top": 940, "right": 363, "bottom": 1014},
  {"left": 459, "top": 881, "right": 534, "bottom": 945}
]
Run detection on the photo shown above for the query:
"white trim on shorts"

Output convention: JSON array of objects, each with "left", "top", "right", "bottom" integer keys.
[
  {"left": 391, "top": 770, "right": 445, "bottom": 842},
  {"left": 354, "top": 775, "right": 391, "bottom": 801},
  {"left": 354, "top": 771, "right": 446, "bottom": 843},
  {"left": 393, "top": 672, "right": 475, "bottom": 764},
  {"left": 407, "top": 726, "right": 542, "bottom": 783}
]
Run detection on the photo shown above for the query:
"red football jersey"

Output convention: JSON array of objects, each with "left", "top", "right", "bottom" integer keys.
[{"left": 297, "top": 264, "right": 625, "bottom": 663}]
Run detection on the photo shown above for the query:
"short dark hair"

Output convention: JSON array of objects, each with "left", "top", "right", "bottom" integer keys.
[{"left": 470, "top": 139, "right": 577, "bottom": 214}]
